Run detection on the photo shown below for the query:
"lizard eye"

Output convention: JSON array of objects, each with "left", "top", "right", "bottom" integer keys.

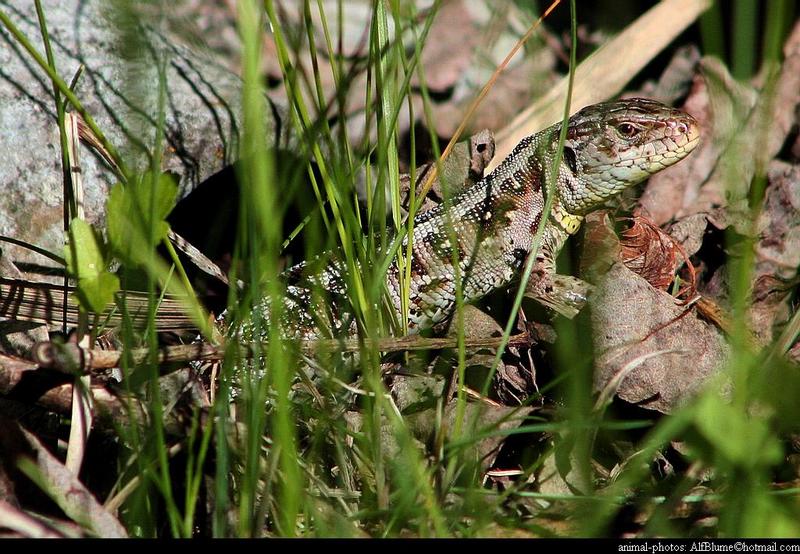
[{"left": 617, "top": 123, "right": 638, "bottom": 137}]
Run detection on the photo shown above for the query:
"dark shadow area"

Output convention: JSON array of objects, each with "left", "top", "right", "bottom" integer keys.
[{"left": 167, "top": 149, "right": 329, "bottom": 314}]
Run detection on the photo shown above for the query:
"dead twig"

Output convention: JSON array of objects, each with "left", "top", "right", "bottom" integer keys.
[{"left": 30, "top": 331, "right": 533, "bottom": 373}]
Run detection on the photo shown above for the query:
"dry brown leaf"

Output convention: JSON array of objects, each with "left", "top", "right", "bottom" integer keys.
[
  {"left": 750, "top": 274, "right": 797, "bottom": 344},
  {"left": 416, "top": 0, "right": 478, "bottom": 93},
  {"left": 591, "top": 263, "right": 729, "bottom": 414},
  {"left": 689, "top": 161, "right": 800, "bottom": 344},
  {"left": 0, "top": 419, "right": 127, "bottom": 537},
  {"left": 434, "top": 53, "right": 557, "bottom": 138},
  {"left": 263, "top": 1, "right": 557, "bottom": 150},
  {"left": 578, "top": 211, "right": 621, "bottom": 282},
  {"left": 447, "top": 304, "right": 503, "bottom": 341},
  {"left": 632, "top": 44, "right": 701, "bottom": 105},
  {"left": 749, "top": 161, "right": 800, "bottom": 342},
  {"left": 667, "top": 213, "right": 709, "bottom": 259},
  {"left": 345, "top": 401, "right": 530, "bottom": 473},
  {"left": 387, "top": 373, "right": 445, "bottom": 414},
  {"left": 619, "top": 216, "right": 696, "bottom": 301},
  {"left": 406, "top": 401, "right": 532, "bottom": 471},
  {"left": 766, "top": 20, "right": 800, "bottom": 158},
  {"left": 619, "top": 217, "right": 681, "bottom": 291},
  {"left": 536, "top": 445, "right": 574, "bottom": 497},
  {"left": 443, "top": 304, "right": 536, "bottom": 406},
  {"left": 418, "top": 0, "right": 557, "bottom": 138},
  {"left": 757, "top": 161, "right": 800, "bottom": 280}
]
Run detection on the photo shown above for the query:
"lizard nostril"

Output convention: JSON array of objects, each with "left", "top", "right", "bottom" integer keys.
[{"left": 677, "top": 123, "right": 688, "bottom": 134}]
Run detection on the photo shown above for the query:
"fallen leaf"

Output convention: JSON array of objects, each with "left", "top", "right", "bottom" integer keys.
[
  {"left": 765, "top": 20, "right": 800, "bottom": 159},
  {"left": 406, "top": 401, "right": 531, "bottom": 471},
  {"left": 591, "top": 263, "right": 729, "bottom": 413},
  {"left": 578, "top": 211, "right": 620, "bottom": 283},
  {"left": 0, "top": 419, "right": 127, "bottom": 537},
  {"left": 416, "top": 0, "right": 477, "bottom": 93},
  {"left": 619, "top": 216, "right": 688, "bottom": 292},
  {"left": 690, "top": 161, "right": 800, "bottom": 344},
  {"left": 757, "top": 161, "right": 800, "bottom": 280},
  {"left": 387, "top": 372, "right": 445, "bottom": 414},
  {"left": 667, "top": 213, "right": 709, "bottom": 259},
  {"left": 631, "top": 44, "right": 701, "bottom": 105}
]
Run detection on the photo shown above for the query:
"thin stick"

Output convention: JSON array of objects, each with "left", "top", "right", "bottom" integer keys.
[{"left": 31, "top": 331, "right": 533, "bottom": 372}]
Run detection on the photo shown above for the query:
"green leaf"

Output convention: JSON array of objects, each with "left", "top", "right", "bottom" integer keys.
[
  {"left": 64, "top": 218, "right": 120, "bottom": 313},
  {"left": 694, "top": 394, "right": 783, "bottom": 468},
  {"left": 107, "top": 171, "right": 178, "bottom": 266}
]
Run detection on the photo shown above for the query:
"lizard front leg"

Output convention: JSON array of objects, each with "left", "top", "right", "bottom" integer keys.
[{"left": 525, "top": 220, "right": 594, "bottom": 319}]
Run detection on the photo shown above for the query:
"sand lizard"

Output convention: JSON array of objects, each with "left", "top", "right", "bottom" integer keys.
[{"left": 246, "top": 98, "right": 700, "bottom": 340}]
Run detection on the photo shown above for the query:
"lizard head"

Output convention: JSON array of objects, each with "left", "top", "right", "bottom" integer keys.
[{"left": 555, "top": 97, "right": 700, "bottom": 215}]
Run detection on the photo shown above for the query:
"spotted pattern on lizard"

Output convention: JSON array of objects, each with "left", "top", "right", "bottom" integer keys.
[{"left": 246, "top": 98, "right": 700, "bottom": 340}]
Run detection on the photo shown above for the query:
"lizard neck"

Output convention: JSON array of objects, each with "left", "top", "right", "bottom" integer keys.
[{"left": 551, "top": 198, "right": 584, "bottom": 236}]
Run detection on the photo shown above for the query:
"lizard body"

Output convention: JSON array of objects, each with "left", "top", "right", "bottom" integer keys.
[{"left": 249, "top": 98, "right": 700, "bottom": 340}]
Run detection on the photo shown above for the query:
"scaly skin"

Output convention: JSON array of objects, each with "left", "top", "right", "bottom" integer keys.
[
  {"left": 384, "top": 98, "right": 700, "bottom": 333},
  {"left": 254, "top": 98, "right": 700, "bottom": 339}
]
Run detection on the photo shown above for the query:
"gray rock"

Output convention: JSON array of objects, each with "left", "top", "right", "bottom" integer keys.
[{"left": 0, "top": 1, "right": 284, "bottom": 270}]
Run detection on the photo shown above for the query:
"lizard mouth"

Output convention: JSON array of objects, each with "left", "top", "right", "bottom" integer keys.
[
  {"left": 680, "top": 117, "right": 701, "bottom": 153},
  {"left": 640, "top": 114, "right": 701, "bottom": 173}
]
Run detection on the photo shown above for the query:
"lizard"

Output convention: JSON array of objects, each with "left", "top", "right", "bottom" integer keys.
[{"left": 244, "top": 98, "right": 700, "bottom": 341}]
